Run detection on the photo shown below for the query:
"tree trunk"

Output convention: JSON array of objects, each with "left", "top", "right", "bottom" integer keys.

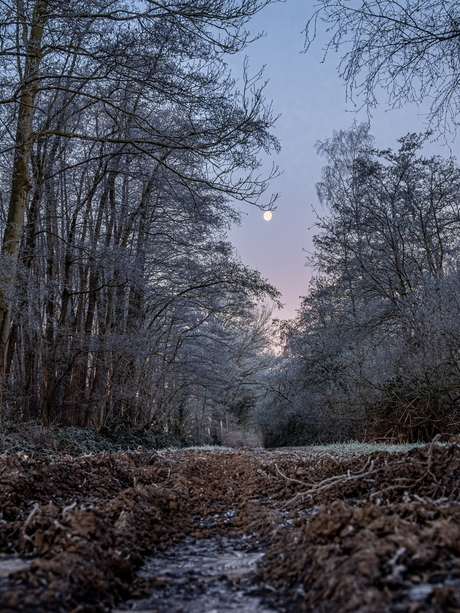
[{"left": 0, "top": 0, "right": 48, "bottom": 421}]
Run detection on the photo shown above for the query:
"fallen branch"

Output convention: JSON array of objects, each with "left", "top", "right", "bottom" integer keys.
[{"left": 279, "top": 458, "right": 416, "bottom": 509}]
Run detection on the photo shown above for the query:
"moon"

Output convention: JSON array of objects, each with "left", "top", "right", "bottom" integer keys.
[{"left": 263, "top": 211, "right": 273, "bottom": 221}]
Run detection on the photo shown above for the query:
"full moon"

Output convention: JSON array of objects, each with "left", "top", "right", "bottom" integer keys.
[{"left": 263, "top": 211, "right": 273, "bottom": 221}]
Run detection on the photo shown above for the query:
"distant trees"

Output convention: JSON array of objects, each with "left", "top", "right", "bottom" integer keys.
[
  {"left": 0, "top": 0, "right": 280, "bottom": 432},
  {"left": 307, "top": 0, "right": 460, "bottom": 133},
  {"left": 256, "top": 124, "right": 460, "bottom": 444}
]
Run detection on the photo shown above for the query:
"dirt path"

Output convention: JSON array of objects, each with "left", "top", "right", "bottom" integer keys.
[
  {"left": 113, "top": 535, "right": 274, "bottom": 613},
  {"left": 1, "top": 444, "right": 460, "bottom": 612}
]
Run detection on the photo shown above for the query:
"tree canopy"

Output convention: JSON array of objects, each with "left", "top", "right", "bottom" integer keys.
[
  {"left": 256, "top": 125, "right": 460, "bottom": 445},
  {"left": 0, "top": 0, "right": 280, "bottom": 433}
]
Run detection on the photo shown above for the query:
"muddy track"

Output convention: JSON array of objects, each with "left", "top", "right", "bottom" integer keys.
[
  {"left": 1, "top": 444, "right": 460, "bottom": 612},
  {"left": 113, "top": 535, "right": 275, "bottom": 613}
]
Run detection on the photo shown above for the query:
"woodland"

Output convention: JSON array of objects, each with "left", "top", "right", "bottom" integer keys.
[
  {"left": 260, "top": 0, "right": 460, "bottom": 446},
  {"left": 260, "top": 127, "right": 460, "bottom": 446},
  {"left": 0, "top": 0, "right": 281, "bottom": 442},
  {"left": 2, "top": 0, "right": 460, "bottom": 448},
  {"left": 2, "top": 2, "right": 460, "bottom": 613}
]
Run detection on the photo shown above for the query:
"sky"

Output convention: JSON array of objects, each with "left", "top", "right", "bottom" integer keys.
[{"left": 225, "top": 0, "right": 460, "bottom": 320}]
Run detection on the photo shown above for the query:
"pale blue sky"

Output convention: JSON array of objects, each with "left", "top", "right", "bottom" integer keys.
[{"left": 226, "top": 0, "right": 460, "bottom": 319}]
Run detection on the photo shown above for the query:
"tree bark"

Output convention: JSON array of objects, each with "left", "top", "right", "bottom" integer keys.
[{"left": 0, "top": 0, "right": 48, "bottom": 421}]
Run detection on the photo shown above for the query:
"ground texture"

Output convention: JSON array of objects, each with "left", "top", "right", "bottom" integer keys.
[{"left": 1, "top": 443, "right": 460, "bottom": 612}]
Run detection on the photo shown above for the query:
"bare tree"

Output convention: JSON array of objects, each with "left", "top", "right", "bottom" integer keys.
[
  {"left": 1, "top": 99, "right": 280, "bottom": 427},
  {"left": 306, "top": 0, "right": 460, "bottom": 132},
  {"left": 260, "top": 126, "right": 460, "bottom": 444},
  {"left": 0, "top": 0, "right": 280, "bottom": 421}
]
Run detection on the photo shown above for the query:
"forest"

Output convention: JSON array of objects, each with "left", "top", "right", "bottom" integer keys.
[
  {"left": 260, "top": 126, "right": 460, "bottom": 445},
  {"left": 0, "top": 0, "right": 281, "bottom": 443},
  {"left": 1, "top": 0, "right": 460, "bottom": 449},
  {"left": 2, "top": 2, "right": 460, "bottom": 613}
]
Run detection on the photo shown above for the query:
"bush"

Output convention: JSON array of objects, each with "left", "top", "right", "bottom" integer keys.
[
  {"left": 0, "top": 421, "right": 190, "bottom": 457},
  {"left": 365, "top": 375, "right": 460, "bottom": 442}
]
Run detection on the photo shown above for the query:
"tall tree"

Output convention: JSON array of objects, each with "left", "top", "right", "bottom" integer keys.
[
  {"left": 258, "top": 126, "right": 460, "bottom": 444},
  {"left": 0, "top": 0, "right": 279, "bottom": 420}
]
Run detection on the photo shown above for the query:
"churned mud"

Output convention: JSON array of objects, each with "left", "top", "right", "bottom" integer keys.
[
  {"left": 1, "top": 443, "right": 460, "bottom": 612},
  {"left": 113, "top": 535, "right": 275, "bottom": 613}
]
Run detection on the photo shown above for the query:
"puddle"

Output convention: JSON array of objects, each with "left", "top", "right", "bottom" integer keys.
[
  {"left": 113, "top": 536, "right": 279, "bottom": 613},
  {"left": 0, "top": 555, "right": 32, "bottom": 590},
  {"left": 0, "top": 556, "right": 31, "bottom": 578}
]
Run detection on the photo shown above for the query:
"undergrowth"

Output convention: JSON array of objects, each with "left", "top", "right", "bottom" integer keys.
[
  {"left": 0, "top": 421, "right": 189, "bottom": 457},
  {"left": 0, "top": 422, "right": 445, "bottom": 458}
]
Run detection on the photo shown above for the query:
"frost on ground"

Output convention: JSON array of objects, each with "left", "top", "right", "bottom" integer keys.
[
  {"left": 0, "top": 443, "right": 460, "bottom": 612},
  {"left": 305, "top": 441, "right": 431, "bottom": 456}
]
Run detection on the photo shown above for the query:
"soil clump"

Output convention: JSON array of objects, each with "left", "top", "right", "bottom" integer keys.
[{"left": 0, "top": 443, "right": 459, "bottom": 611}]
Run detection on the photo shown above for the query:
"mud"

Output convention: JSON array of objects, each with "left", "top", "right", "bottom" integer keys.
[
  {"left": 113, "top": 536, "right": 275, "bottom": 613},
  {"left": 0, "top": 443, "right": 459, "bottom": 611}
]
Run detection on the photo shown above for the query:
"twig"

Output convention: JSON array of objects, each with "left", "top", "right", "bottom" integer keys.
[
  {"left": 407, "top": 434, "right": 441, "bottom": 489},
  {"left": 274, "top": 464, "right": 315, "bottom": 488},
  {"left": 23, "top": 503, "right": 39, "bottom": 529},
  {"left": 280, "top": 457, "right": 410, "bottom": 509}
]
